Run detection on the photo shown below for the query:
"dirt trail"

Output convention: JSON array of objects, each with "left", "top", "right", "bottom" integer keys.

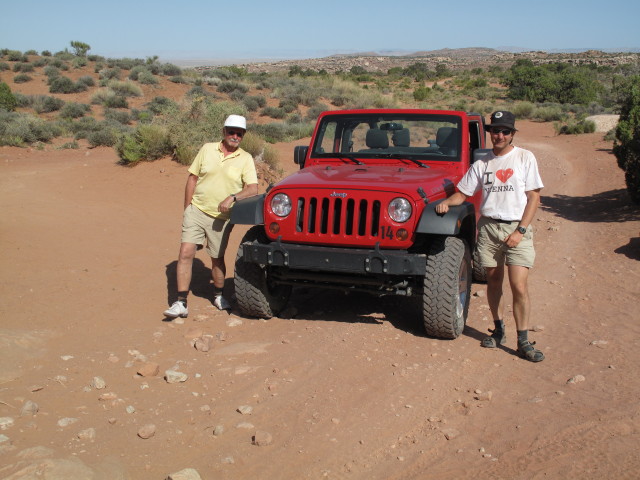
[{"left": 0, "top": 122, "right": 639, "bottom": 480}]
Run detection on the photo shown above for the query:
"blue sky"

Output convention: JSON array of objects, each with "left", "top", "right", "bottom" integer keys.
[{"left": 1, "top": 0, "right": 638, "bottom": 62}]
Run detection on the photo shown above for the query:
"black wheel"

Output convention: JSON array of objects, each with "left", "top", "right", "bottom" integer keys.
[
  {"left": 472, "top": 245, "right": 487, "bottom": 283},
  {"left": 234, "top": 225, "right": 291, "bottom": 318},
  {"left": 422, "top": 236, "right": 472, "bottom": 339}
]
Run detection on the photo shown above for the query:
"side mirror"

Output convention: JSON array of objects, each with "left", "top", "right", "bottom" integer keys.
[{"left": 294, "top": 146, "right": 308, "bottom": 169}]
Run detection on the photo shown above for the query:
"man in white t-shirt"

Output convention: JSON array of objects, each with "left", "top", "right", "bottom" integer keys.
[{"left": 435, "top": 111, "right": 544, "bottom": 362}]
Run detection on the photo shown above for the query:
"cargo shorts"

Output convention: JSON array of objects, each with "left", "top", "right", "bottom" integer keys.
[
  {"left": 181, "top": 204, "right": 233, "bottom": 259},
  {"left": 476, "top": 216, "right": 535, "bottom": 269}
]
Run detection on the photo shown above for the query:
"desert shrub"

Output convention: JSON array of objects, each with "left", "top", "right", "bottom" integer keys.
[
  {"left": 104, "top": 108, "right": 132, "bottom": 124},
  {"left": 43, "top": 65, "right": 61, "bottom": 80},
  {"left": 555, "top": 119, "right": 596, "bottom": 135},
  {"left": 128, "top": 66, "right": 148, "bottom": 81},
  {"left": 116, "top": 124, "right": 171, "bottom": 164},
  {"left": 305, "top": 103, "right": 328, "bottom": 121},
  {"left": 13, "top": 62, "right": 34, "bottom": 73},
  {"left": 413, "top": 86, "right": 430, "bottom": 102},
  {"left": 261, "top": 106, "right": 286, "bottom": 119},
  {"left": 279, "top": 98, "right": 298, "bottom": 113},
  {"left": 87, "top": 54, "right": 105, "bottom": 62},
  {"left": 107, "top": 57, "right": 144, "bottom": 70},
  {"left": 0, "top": 82, "right": 17, "bottom": 111},
  {"left": 60, "top": 102, "right": 91, "bottom": 119},
  {"left": 53, "top": 51, "right": 74, "bottom": 61},
  {"left": 217, "top": 81, "right": 249, "bottom": 94},
  {"left": 0, "top": 62, "right": 9, "bottom": 71},
  {"left": 77, "top": 75, "right": 95, "bottom": 87},
  {"left": 242, "top": 96, "right": 263, "bottom": 112},
  {"left": 57, "top": 141, "right": 79, "bottom": 149},
  {"left": 104, "top": 95, "right": 128, "bottom": 109},
  {"left": 87, "top": 126, "right": 122, "bottom": 147},
  {"left": 99, "top": 67, "right": 121, "bottom": 82},
  {"left": 32, "top": 58, "right": 47, "bottom": 67},
  {"left": 49, "top": 76, "right": 87, "bottom": 94},
  {"left": 0, "top": 111, "right": 63, "bottom": 145},
  {"left": 169, "top": 75, "right": 187, "bottom": 84},
  {"left": 160, "top": 63, "right": 182, "bottom": 76},
  {"left": 13, "top": 93, "right": 30, "bottom": 108},
  {"left": 41, "top": 50, "right": 52, "bottom": 57},
  {"left": 14, "top": 74, "right": 32, "bottom": 83},
  {"left": 145, "top": 96, "right": 177, "bottom": 115},
  {"left": 613, "top": 75, "right": 640, "bottom": 203},
  {"left": 511, "top": 101, "right": 536, "bottom": 119},
  {"left": 137, "top": 70, "right": 158, "bottom": 85},
  {"left": 186, "top": 86, "right": 215, "bottom": 98},
  {"left": 72, "top": 56, "right": 88, "bottom": 69},
  {"left": 7, "top": 50, "right": 26, "bottom": 62},
  {"left": 30, "top": 95, "right": 65, "bottom": 113},
  {"left": 106, "top": 80, "right": 142, "bottom": 97},
  {"left": 251, "top": 122, "right": 314, "bottom": 143},
  {"left": 532, "top": 105, "right": 565, "bottom": 122},
  {"left": 229, "top": 91, "right": 247, "bottom": 102}
]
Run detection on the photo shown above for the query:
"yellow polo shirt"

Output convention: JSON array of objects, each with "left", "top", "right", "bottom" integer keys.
[{"left": 188, "top": 142, "right": 258, "bottom": 219}]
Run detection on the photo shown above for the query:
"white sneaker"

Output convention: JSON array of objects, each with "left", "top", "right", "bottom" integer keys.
[
  {"left": 163, "top": 301, "right": 188, "bottom": 318},
  {"left": 213, "top": 295, "right": 231, "bottom": 311}
]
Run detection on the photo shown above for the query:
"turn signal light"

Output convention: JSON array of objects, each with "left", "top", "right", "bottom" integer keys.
[
  {"left": 269, "top": 222, "right": 280, "bottom": 234},
  {"left": 396, "top": 229, "right": 408, "bottom": 241}
]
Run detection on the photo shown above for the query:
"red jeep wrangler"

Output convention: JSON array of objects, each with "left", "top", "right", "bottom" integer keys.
[{"left": 231, "top": 109, "right": 489, "bottom": 339}]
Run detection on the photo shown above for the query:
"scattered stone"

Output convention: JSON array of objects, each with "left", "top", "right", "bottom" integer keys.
[
  {"left": 165, "top": 370, "right": 188, "bottom": 384},
  {"left": 126, "top": 405, "right": 136, "bottom": 414},
  {"left": 548, "top": 226, "right": 560, "bottom": 231},
  {"left": 530, "top": 325, "right": 545, "bottom": 332},
  {"left": 221, "top": 457, "right": 235, "bottom": 464},
  {"left": 52, "top": 375, "right": 68, "bottom": 384},
  {"left": 92, "top": 376, "right": 106, "bottom": 389},
  {"left": 234, "top": 366, "right": 252, "bottom": 375},
  {"left": 194, "top": 336, "right": 213, "bottom": 352},
  {"left": 590, "top": 340, "right": 608, "bottom": 348},
  {"left": 567, "top": 374, "right": 586, "bottom": 384},
  {"left": 98, "top": 392, "right": 118, "bottom": 401},
  {"left": 474, "top": 391, "right": 493, "bottom": 402},
  {"left": 213, "top": 425, "right": 224, "bottom": 436},
  {"left": 193, "top": 314, "right": 209, "bottom": 322},
  {"left": 20, "top": 400, "right": 39, "bottom": 417},
  {"left": 252, "top": 430, "right": 273, "bottom": 446},
  {"left": 57, "top": 417, "right": 79, "bottom": 427},
  {"left": 237, "top": 405, "right": 253, "bottom": 415},
  {"left": 108, "top": 418, "right": 117, "bottom": 425},
  {"left": 331, "top": 418, "right": 340, "bottom": 424},
  {"left": 226, "top": 317, "right": 243, "bottom": 327},
  {"left": 236, "top": 422, "right": 255, "bottom": 429},
  {"left": 137, "top": 362, "right": 160, "bottom": 377},
  {"left": 473, "top": 290, "right": 486, "bottom": 298},
  {"left": 60, "top": 355, "right": 74, "bottom": 361},
  {"left": 77, "top": 428, "right": 96, "bottom": 441},
  {"left": 137, "top": 424, "right": 156, "bottom": 439},
  {"left": 166, "top": 468, "right": 202, "bottom": 480},
  {"left": 216, "top": 332, "right": 228, "bottom": 342},
  {"left": 442, "top": 428, "right": 461, "bottom": 440},
  {"left": 108, "top": 355, "right": 119, "bottom": 363},
  {"left": 0, "top": 417, "right": 15, "bottom": 430},
  {"left": 29, "top": 385, "right": 45, "bottom": 392},
  {"left": 0, "top": 434, "right": 9, "bottom": 444},
  {"left": 174, "top": 318, "right": 185, "bottom": 325}
]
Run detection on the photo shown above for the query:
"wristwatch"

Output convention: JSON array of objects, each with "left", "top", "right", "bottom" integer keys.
[
  {"left": 231, "top": 194, "right": 237, "bottom": 202},
  {"left": 516, "top": 226, "right": 527, "bottom": 234}
]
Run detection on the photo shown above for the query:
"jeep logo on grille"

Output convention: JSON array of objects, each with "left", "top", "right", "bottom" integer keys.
[{"left": 330, "top": 192, "right": 348, "bottom": 198}]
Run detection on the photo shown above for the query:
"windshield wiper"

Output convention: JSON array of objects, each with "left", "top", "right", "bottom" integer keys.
[
  {"left": 336, "top": 154, "right": 364, "bottom": 165},
  {"left": 377, "top": 153, "right": 429, "bottom": 168}
]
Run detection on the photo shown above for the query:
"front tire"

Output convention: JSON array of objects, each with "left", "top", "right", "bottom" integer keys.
[
  {"left": 234, "top": 226, "right": 291, "bottom": 318},
  {"left": 422, "top": 236, "right": 472, "bottom": 339}
]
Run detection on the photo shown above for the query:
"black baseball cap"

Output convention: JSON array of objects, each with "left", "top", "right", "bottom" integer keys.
[{"left": 485, "top": 111, "right": 517, "bottom": 131}]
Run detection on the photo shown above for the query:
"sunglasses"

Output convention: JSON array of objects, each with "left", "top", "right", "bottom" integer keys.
[
  {"left": 226, "top": 129, "right": 245, "bottom": 137},
  {"left": 490, "top": 127, "right": 513, "bottom": 135}
]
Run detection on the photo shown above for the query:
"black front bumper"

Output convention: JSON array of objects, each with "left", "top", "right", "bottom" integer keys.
[{"left": 241, "top": 238, "right": 426, "bottom": 276}]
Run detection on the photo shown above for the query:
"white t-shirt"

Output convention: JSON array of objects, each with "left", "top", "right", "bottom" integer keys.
[{"left": 457, "top": 146, "right": 544, "bottom": 221}]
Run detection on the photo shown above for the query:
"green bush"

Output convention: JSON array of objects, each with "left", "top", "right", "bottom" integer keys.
[
  {"left": 60, "top": 102, "right": 91, "bottom": 119},
  {"left": 169, "top": 75, "right": 187, "bottom": 84},
  {"left": 532, "top": 105, "right": 565, "bottom": 122},
  {"left": 0, "top": 111, "right": 63, "bottom": 145},
  {"left": 30, "top": 95, "right": 65, "bottom": 113},
  {"left": 137, "top": 70, "right": 158, "bottom": 85},
  {"left": 14, "top": 74, "right": 32, "bottom": 83},
  {"left": 104, "top": 108, "right": 132, "bottom": 124},
  {"left": 104, "top": 95, "right": 128, "bottom": 109},
  {"left": 555, "top": 119, "right": 596, "bottom": 135},
  {"left": 251, "top": 122, "right": 314, "bottom": 143},
  {"left": 0, "top": 62, "right": 9, "bottom": 71},
  {"left": 77, "top": 75, "right": 95, "bottom": 87},
  {"left": 13, "top": 62, "right": 34, "bottom": 73},
  {"left": 0, "top": 82, "right": 17, "bottom": 111},
  {"left": 88, "top": 127, "right": 122, "bottom": 147},
  {"left": 72, "top": 56, "right": 88, "bottom": 69},
  {"left": 116, "top": 124, "right": 171, "bottom": 164},
  {"left": 44, "top": 65, "right": 61, "bottom": 80},
  {"left": 161, "top": 63, "right": 182, "bottom": 76},
  {"left": 261, "top": 106, "right": 286, "bottom": 119},
  {"left": 511, "top": 101, "right": 536, "bottom": 119},
  {"left": 49, "top": 76, "right": 87, "bottom": 94},
  {"left": 613, "top": 75, "right": 640, "bottom": 203},
  {"left": 413, "top": 86, "right": 430, "bottom": 101},
  {"left": 106, "top": 80, "right": 142, "bottom": 97},
  {"left": 217, "top": 81, "right": 249, "bottom": 94},
  {"left": 99, "top": 67, "right": 121, "bottom": 82},
  {"left": 145, "top": 96, "right": 177, "bottom": 114}
]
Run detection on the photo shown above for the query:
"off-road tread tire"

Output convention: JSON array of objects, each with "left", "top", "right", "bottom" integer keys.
[
  {"left": 472, "top": 246, "right": 487, "bottom": 283},
  {"left": 234, "top": 226, "right": 291, "bottom": 318},
  {"left": 422, "top": 236, "right": 471, "bottom": 339}
]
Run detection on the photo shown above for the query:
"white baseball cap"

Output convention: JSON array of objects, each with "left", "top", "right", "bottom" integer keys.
[{"left": 224, "top": 114, "right": 247, "bottom": 130}]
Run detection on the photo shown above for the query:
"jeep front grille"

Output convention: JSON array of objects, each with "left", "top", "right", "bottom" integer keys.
[{"left": 294, "top": 195, "right": 381, "bottom": 239}]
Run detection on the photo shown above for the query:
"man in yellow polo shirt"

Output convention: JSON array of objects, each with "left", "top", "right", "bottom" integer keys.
[{"left": 164, "top": 114, "right": 258, "bottom": 318}]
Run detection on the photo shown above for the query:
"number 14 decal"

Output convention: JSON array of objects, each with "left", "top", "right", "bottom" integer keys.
[{"left": 381, "top": 226, "right": 394, "bottom": 239}]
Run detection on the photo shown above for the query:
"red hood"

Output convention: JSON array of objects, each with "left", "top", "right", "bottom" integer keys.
[{"left": 272, "top": 164, "right": 459, "bottom": 200}]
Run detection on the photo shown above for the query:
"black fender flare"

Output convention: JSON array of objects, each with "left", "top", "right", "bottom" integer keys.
[
  {"left": 416, "top": 201, "right": 476, "bottom": 238},
  {"left": 230, "top": 194, "right": 265, "bottom": 225}
]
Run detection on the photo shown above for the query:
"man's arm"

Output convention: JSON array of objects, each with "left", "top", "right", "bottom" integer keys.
[
  {"left": 504, "top": 188, "right": 541, "bottom": 247},
  {"left": 435, "top": 191, "right": 468, "bottom": 215},
  {"left": 218, "top": 183, "right": 259, "bottom": 214},
  {"left": 184, "top": 174, "right": 198, "bottom": 209}
]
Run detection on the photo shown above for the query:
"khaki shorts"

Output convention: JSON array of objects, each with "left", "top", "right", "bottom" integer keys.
[
  {"left": 476, "top": 216, "right": 535, "bottom": 268},
  {"left": 181, "top": 204, "right": 233, "bottom": 259}
]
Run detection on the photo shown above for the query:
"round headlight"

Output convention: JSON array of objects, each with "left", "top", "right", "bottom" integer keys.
[
  {"left": 388, "top": 197, "right": 412, "bottom": 223},
  {"left": 271, "top": 193, "right": 292, "bottom": 217}
]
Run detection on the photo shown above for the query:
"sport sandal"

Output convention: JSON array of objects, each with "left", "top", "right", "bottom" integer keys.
[
  {"left": 517, "top": 340, "right": 545, "bottom": 362},
  {"left": 481, "top": 328, "right": 506, "bottom": 348}
]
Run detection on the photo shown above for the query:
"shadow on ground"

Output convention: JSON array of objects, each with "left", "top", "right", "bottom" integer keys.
[{"left": 541, "top": 189, "right": 640, "bottom": 223}]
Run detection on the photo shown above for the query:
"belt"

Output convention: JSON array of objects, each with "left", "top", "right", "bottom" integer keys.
[{"left": 484, "top": 216, "right": 519, "bottom": 224}]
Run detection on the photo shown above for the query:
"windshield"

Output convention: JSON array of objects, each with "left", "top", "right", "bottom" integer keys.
[{"left": 311, "top": 113, "right": 463, "bottom": 162}]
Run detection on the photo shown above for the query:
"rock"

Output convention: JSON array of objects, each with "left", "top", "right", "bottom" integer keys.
[
  {"left": 442, "top": 428, "right": 461, "bottom": 440},
  {"left": 57, "top": 417, "right": 79, "bottom": 427},
  {"left": 590, "top": 340, "right": 608, "bottom": 347},
  {"left": 98, "top": 392, "right": 118, "bottom": 401},
  {"left": 530, "top": 325, "right": 545, "bottom": 332},
  {"left": 20, "top": 400, "right": 39, "bottom": 417},
  {"left": 213, "top": 425, "right": 224, "bottom": 436},
  {"left": 165, "top": 370, "right": 188, "bottom": 383},
  {"left": 236, "top": 422, "right": 255, "bottom": 429},
  {"left": 137, "top": 424, "right": 156, "bottom": 439},
  {"left": 0, "top": 417, "right": 15, "bottom": 430},
  {"left": 221, "top": 457, "right": 235, "bottom": 464},
  {"left": 474, "top": 391, "right": 493, "bottom": 401},
  {"left": 252, "top": 430, "right": 273, "bottom": 446},
  {"left": 77, "top": 427, "right": 96, "bottom": 440},
  {"left": 166, "top": 468, "right": 203, "bottom": 480},
  {"left": 0, "top": 434, "right": 9, "bottom": 444},
  {"left": 473, "top": 290, "right": 486, "bottom": 298},
  {"left": 92, "top": 376, "right": 106, "bottom": 389},
  {"left": 194, "top": 336, "right": 213, "bottom": 352},
  {"left": 137, "top": 362, "right": 160, "bottom": 377},
  {"left": 226, "top": 317, "right": 243, "bottom": 327},
  {"left": 193, "top": 314, "right": 209, "bottom": 322},
  {"left": 126, "top": 405, "right": 136, "bottom": 414},
  {"left": 237, "top": 405, "right": 253, "bottom": 415},
  {"left": 567, "top": 374, "right": 586, "bottom": 384}
]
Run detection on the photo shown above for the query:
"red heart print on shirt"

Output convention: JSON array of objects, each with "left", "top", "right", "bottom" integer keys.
[{"left": 495, "top": 168, "right": 513, "bottom": 183}]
